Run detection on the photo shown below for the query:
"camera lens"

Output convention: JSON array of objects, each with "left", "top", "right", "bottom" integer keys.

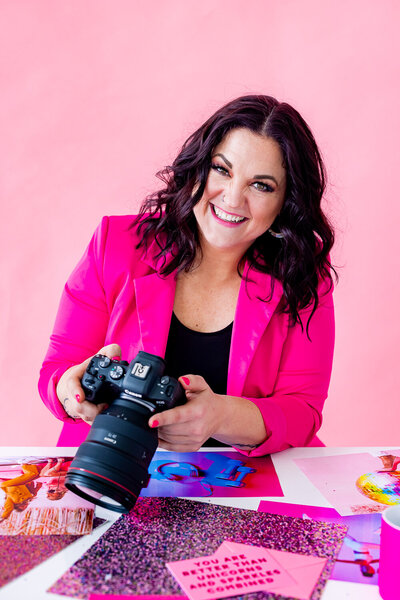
[{"left": 65, "top": 398, "right": 158, "bottom": 512}]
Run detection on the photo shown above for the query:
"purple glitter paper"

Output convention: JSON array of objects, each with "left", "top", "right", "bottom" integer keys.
[
  {"left": 48, "top": 498, "right": 347, "bottom": 600},
  {"left": 0, "top": 518, "right": 105, "bottom": 588}
]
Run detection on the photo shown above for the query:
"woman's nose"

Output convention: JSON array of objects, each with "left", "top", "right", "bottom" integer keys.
[{"left": 223, "top": 183, "right": 244, "bottom": 209}]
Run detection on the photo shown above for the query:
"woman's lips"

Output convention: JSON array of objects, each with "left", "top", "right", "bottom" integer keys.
[{"left": 210, "top": 203, "right": 247, "bottom": 227}]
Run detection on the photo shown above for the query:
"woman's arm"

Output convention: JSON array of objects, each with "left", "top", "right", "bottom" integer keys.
[{"left": 38, "top": 217, "right": 111, "bottom": 422}]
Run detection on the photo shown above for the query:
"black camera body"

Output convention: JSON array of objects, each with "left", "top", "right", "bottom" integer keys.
[
  {"left": 65, "top": 351, "right": 185, "bottom": 513},
  {"left": 82, "top": 352, "right": 184, "bottom": 413}
]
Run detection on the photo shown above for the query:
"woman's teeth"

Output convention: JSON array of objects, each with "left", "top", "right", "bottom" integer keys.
[{"left": 213, "top": 205, "right": 245, "bottom": 223}]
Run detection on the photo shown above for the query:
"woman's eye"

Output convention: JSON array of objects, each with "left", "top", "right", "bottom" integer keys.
[
  {"left": 252, "top": 181, "right": 274, "bottom": 193},
  {"left": 211, "top": 164, "right": 229, "bottom": 176}
]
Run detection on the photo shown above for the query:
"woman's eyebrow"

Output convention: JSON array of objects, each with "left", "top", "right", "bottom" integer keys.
[
  {"left": 212, "top": 153, "right": 233, "bottom": 169},
  {"left": 213, "top": 153, "right": 279, "bottom": 186},
  {"left": 253, "top": 173, "right": 279, "bottom": 185}
]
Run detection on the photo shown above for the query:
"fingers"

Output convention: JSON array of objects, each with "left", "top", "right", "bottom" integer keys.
[
  {"left": 97, "top": 343, "right": 122, "bottom": 361},
  {"left": 178, "top": 374, "right": 208, "bottom": 394},
  {"left": 149, "top": 402, "right": 202, "bottom": 429},
  {"left": 147, "top": 375, "right": 207, "bottom": 429},
  {"left": 56, "top": 343, "right": 121, "bottom": 423},
  {"left": 148, "top": 398, "right": 211, "bottom": 450},
  {"left": 60, "top": 395, "right": 106, "bottom": 424},
  {"left": 72, "top": 344, "right": 122, "bottom": 403}
]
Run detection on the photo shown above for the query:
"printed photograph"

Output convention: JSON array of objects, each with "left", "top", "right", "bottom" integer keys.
[{"left": 0, "top": 456, "right": 95, "bottom": 535}]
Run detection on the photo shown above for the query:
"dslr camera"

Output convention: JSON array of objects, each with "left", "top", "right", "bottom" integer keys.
[{"left": 65, "top": 351, "right": 184, "bottom": 512}]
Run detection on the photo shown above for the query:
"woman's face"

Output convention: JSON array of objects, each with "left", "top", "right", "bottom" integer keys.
[{"left": 193, "top": 128, "right": 286, "bottom": 257}]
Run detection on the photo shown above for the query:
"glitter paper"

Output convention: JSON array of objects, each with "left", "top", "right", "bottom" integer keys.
[
  {"left": 89, "top": 596, "right": 186, "bottom": 600},
  {"left": 49, "top": 498, "right": 347, "bottom": 600},
  {"left": 0, "top": 518, "right": 105, "bottom": 588}
]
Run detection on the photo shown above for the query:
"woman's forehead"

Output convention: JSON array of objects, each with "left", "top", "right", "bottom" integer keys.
[{"left": 214, "top": 128, "right": 286, "bottom": 177}]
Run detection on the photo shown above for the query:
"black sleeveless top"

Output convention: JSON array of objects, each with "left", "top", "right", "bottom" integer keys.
[{"left": 164, "top": 312, "right": 233, "bottom": 447}]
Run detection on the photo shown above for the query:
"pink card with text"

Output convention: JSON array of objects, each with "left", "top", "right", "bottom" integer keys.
[
  {"left": 167, "top": 542, "right": 296, "bottom": 600},
  {"left": 222, "top": 542, "right": 327, "bottom": 600}
]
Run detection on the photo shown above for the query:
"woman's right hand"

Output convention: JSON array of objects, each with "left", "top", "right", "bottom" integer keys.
[{"left": 56, "top": 343, "right": 121, "bottom": 425}]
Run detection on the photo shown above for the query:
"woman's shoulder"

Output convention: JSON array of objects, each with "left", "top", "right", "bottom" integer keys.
[
  {"left": 92, "top": 214, "right": 160, "bottom": 273},
  {"left": 92, "top": 214, "right": 148, "bottom": 249},
  {"left": 97, "top": 214, "right": 141, "bottom": 236}
]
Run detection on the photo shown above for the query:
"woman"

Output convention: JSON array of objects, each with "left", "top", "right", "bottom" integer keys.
[{"left": 39, "top": 95, "right": 335, "bottom": 456}]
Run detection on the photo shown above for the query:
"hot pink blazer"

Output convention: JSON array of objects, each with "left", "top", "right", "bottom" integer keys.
[{"left": 39, "top": 215, "right": 335, "bottom": 456}]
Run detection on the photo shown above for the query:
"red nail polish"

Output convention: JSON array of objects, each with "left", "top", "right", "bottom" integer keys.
[
  {"left": 181, "top": 377, "right": 190, "bottom": 386},
  {"left": 111, "top": 356, "right": 120, "bottom": 361},
  {"left": 151, "top": 420, "right": 159, "bottom": 428},
  {"left": 75, "top": 394, "right": 81, "bottom": 403}
]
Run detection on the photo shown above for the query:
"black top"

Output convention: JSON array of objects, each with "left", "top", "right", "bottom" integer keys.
[{"left": 164, "top": 312, "right": 233, "bottom": 447}]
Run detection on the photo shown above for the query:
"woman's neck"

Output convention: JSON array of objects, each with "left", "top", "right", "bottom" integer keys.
[{"left": 191, "top": 239, "right": 245, "bottom": 282}]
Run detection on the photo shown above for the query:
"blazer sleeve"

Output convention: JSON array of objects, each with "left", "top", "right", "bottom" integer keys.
[
  {"left": 234, "top": 276, "right": 335, "bottom": 457},
  {"left": 38, "top": 217, "right": 111, "bottom": 423}
]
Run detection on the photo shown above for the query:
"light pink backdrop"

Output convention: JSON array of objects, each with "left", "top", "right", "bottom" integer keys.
[{"left": 1, "top": 1, "right": 399, "bottom": 446}]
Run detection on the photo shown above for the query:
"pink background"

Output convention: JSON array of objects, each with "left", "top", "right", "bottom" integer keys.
[{"left": 0, "top": 1, "right": 399, "bottom": 446}]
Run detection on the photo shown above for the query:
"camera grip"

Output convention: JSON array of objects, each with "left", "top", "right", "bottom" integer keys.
[{"left": 81, "top": 371, "right": 106, "bottom": 404}]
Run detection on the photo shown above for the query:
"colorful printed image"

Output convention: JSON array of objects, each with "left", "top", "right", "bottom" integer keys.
[
  {"left": 258, "top": 501, "right": 381, "bottom": 585},
  {"left": 0, "top": 457, "right": 95, "bottom": 535},
  {"left": 356, "top": 453, "right": 400, "bottom": 506},
  {"left": 294, "top": 450, "right": 400, "bottom": 515},
  {"left": 143, "top": 450, "right": 283, "bottom": 498}
]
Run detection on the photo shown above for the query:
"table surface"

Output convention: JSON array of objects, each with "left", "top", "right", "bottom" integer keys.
[{"left": 0, "top": 446, "right": 387, "bottom": 600}]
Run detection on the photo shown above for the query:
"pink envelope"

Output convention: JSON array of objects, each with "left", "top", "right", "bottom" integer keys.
[
  {"left": 167, "top": 541, "right": 296, "bottom": 600},
  {"left": 224, "top": 542, "right": 327, "bottom": 600}
]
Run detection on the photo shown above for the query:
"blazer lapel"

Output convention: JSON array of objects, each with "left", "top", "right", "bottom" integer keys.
[
  {"left": 227, "top": 264, "right": 283, "bottom": 397},
  {"left": 133, "top": 240, "right": 177, "bottom": 358}
]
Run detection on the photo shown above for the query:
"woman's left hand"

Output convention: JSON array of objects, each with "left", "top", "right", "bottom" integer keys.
[{"left": 148, "top": 375, "right": 226, "bottom": 451}]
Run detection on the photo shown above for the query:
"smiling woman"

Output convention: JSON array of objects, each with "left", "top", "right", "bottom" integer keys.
[{"left": 39, "top": 95, "right": 336, "bottom": 456}]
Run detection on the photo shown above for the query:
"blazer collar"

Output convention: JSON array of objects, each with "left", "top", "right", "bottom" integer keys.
[{"left": 133, "top": 236, "right": 177, "bottom": 357}]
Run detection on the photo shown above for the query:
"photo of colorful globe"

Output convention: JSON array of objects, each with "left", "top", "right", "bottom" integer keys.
[{"left": 356, "top": 470, "right": 400, "bottom": 505}]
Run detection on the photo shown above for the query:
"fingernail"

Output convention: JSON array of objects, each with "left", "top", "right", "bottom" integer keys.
[
  {"left": 150, "top": 420, "right": 159, "bottom": 428},
  {"left": 75, "top": 394, "right": 81, "bottom": 403},
  {"left": 111, "top": 356, "right": 120, "bottom": 361},
  {"left": 181, "top": 377, "right": 190, "bottom": 386}
]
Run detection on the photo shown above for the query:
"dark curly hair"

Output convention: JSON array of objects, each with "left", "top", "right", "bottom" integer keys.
[{"left": 133, "top": 94, "right": 336, "bottom": 332}]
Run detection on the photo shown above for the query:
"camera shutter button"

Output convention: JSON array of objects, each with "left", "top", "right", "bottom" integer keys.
[{"left": 160, "top": 376, "right": 170, "bottom": 385}]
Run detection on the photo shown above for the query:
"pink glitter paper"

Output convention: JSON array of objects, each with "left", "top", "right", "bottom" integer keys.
[
  {"left": 48, "top": 498, "right": 347, "bottom": 600},
  {"left": 0, "top": 518, "right": 105, "bottom": 588}
]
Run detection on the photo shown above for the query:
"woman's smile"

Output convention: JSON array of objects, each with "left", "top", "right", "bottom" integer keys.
[{"left": 210, "top": 203, "right": 248, "bottom": 226}]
